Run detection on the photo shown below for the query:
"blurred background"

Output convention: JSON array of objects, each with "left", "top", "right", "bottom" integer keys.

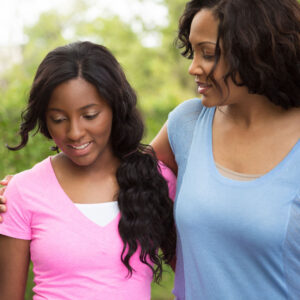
[{"left": 0, "top": 0, "right": 196, "bottom": 298}]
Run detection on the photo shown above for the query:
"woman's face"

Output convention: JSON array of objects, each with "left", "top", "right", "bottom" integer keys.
[
  {"left": 188, "top": 8, "right": 248, "bottom": 107},
  {"left": 46, "top": 78, "right": 114, "bottom": 168}
]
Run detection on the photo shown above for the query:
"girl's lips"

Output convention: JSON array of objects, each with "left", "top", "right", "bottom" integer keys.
[
  {"left": 68, "top": 142, "right": 91, "bottom": 150},
  {"left": 67, "top": 142, "right": 92, "bottom": 156}
]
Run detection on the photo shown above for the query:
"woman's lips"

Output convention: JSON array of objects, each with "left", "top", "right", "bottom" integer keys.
[{"left": 196, "top": 82, "right": 212, "bottom": 94}]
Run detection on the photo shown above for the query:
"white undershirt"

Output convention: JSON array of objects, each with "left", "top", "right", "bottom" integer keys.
[
  {"left": 75, "top": 201, "right": 120, "bottom": 227},
  {"left": 215, "top": 163, "right": 262, "bottom": 181}
]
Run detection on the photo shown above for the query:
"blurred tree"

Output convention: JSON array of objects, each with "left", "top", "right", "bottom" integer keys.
[
  {"left": 0, "top": 0, "right": 194, "bottom": 299},
  {"left": 0, "top": 0, "right": 195, "bottom": 177},
  {"left": 0, "top": 11, "right": 68, "bottom": 177}
]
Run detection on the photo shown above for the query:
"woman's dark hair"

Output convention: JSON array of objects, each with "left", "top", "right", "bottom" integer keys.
[
  {"left": 177, "top": 0, "right": 300, "bottom": 109},
  {"left": 9, "top": 41, "right": 176, "bottom": 282}
]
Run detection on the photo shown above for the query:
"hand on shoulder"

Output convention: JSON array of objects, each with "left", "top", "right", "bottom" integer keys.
[{"left": 0, "top": 175, "right": 13, "bottom": 222}]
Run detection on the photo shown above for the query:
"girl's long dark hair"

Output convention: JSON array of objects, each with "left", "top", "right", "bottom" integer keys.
[
  {"left": 9, "top": 41, "right": 176, "bottom": 282},
  {"left": 177, "top": 0, "right": 300, "bottom": 109}
]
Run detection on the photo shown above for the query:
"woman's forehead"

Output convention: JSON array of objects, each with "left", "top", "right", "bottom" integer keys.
[{"left": 189, "top": 8, "right": 219, "bottom": 46}]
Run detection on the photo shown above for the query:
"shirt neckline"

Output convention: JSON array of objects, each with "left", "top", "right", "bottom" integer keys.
[
  {"left": 206, "top": 106, "right": 300, "bottom": 186},
  {"left": 47, "top": 156, "right": 120, "bottom": 229}
]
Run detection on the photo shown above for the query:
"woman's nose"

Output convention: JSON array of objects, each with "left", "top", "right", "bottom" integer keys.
[{"left": 189, "top": 57, "right": 201, "bottom": 76}]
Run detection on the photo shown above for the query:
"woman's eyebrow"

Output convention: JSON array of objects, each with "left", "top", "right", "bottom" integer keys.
[{"left": 194, "top": 41, "right": 217, "bottom": 47}]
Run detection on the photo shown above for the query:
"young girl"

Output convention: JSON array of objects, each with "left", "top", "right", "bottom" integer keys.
[{"left": 0, "top": 41, "right": 176, "bottom": 300}]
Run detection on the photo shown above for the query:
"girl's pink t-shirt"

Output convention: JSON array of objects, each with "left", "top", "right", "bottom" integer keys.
[{"left": 0, "top": 157, "right": 176, "bottom": 300}]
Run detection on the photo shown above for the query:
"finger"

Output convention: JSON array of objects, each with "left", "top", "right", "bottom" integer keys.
[
  {"left": 0, "top": 175, "right": 13, "bottom": 186},
  {"left": 0, "top": 204, "right": 7, "bottom": 212},
  {"left": 0, "top": 195, "right": 6, "bottom": 203},
  {"left": 0, "top": 180, "right": 8, "bottom": 186},
  {"left": 0, "top": 187, "right": 6, "bottom": 196},
  {"left": 0, "top": 215, "right": 2, "bottom": 223}
]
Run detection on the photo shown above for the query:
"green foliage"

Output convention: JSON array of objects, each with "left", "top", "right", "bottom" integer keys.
[
  {"left": 151, "top": 265, "right": 175, "bottom": 300},
  {"left": 0, "top": 0, "right": 192, "bottom": 299},
  {"left": 0, "top": 0, "right": 194, "bottom": 178}
]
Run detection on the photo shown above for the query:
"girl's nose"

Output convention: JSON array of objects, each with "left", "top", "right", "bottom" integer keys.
[{"left": 67, "top": 119, "right": 84, "bottom": 141}]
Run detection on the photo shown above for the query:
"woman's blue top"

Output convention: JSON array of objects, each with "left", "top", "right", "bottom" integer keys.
[{"left": 168, "top": 99, "right": 300, "bottom": 300}]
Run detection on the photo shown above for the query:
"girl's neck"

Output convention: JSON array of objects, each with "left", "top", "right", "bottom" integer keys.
[{"left": 52, "top": 150, "right": 120, "bottom": 180}]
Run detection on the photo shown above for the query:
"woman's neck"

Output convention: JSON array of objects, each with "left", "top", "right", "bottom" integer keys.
[{"left": 219, "top": 94, "right": 286, "bottom": 130}]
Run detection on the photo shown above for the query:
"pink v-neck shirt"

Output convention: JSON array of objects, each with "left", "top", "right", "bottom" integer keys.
[{"left": 0, "top": 157, "right": 176, "bottom": 299}]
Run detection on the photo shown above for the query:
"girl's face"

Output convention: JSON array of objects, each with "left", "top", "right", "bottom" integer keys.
[
  {"left": 188, "top": 8, "right": 249, "bottom": 107},
  {"left": 46, "top": 78, "right": 114, "bottom": 168}
]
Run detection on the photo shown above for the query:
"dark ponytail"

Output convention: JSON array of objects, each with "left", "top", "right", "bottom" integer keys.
[{"left": 117, "top": 145, "right": 176, "bottom": 282}]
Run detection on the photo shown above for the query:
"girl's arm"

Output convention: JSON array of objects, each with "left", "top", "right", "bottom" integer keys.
[
  {"left": 151, "top": 123, "right": 178, "bottom": 175},
  {"left": 0, "top": 235, "right": 30, "bottom": 300},
  {"left": 0, "top": 176, "right": 13, "bottom": 222}
]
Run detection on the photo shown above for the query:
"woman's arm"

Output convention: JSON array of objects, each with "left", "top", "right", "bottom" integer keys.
[
  {"left": 0, "top": 235, "right": 30, "bottom": 300},
  {"left": 151, "top": 123, "right": 178, "bottom": 175},
  {"left": 153, "top": 125, "right": 178, "bottom": 271}
]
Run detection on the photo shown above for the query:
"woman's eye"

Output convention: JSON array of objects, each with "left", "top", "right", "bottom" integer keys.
[
  {"left": 201, "top": 47, "right": 216, "bottom": 60},
  {"left": 203, "top": 55, "right": 215, "bottom": 60},
  {"left": 84, "top": 113, "right": 99, "bottom": 120},
  {"left": 202, "top": 51, "right": 215, "bottom": 60}
]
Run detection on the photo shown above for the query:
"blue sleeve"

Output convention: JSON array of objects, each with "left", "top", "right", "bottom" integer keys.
[
  {"left": 283, "top": 188, "right": 300, "bottom": 298},
  {"left": 167, "top": 98, "right": 203, "bottom": 170}
]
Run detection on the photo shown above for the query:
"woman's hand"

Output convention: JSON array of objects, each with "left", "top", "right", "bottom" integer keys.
[{"left": 0, "top": 176, "right": 13, "bottom": 222}]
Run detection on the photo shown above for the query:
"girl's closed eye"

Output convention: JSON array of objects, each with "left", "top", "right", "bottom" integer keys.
[
  {"left": 50, "top": 117, "right": 67, "bottom": 124},
  {"left": 83, "top": 112, "right": 99, "bottom": 120}
]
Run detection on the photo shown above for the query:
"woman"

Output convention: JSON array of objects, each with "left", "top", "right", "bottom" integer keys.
[
  {"left": 2, "top": 0, "right": 300, "bottom": 299},
  {"left": 0, "top": 41, "right": 176, "bottom": 299},
  {"left": 151, "top": 0, "right": 300, "bottom": 299}
]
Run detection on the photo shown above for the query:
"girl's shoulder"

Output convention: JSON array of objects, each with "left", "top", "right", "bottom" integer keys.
[{"left": 9, "top": 157, "right": 52, "bottom": 191}]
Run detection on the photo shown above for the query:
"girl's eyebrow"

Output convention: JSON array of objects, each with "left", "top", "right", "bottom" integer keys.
[
  {"left": 79, "top": 104, "right": 99, "bottom": 110},
  {"left": 47, "top": 103, "right": 99, "bottom": 112}
]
